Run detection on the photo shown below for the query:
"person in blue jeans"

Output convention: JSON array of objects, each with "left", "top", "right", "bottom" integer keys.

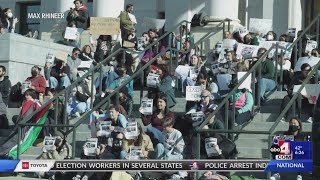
[
  {"left": 49, "top": 59, "right": 72, "bottom": 90},
  {"left": 256, "top": 48, "right": 276, "bottom": 105}
]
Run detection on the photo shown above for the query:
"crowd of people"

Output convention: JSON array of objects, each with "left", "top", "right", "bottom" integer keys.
[{"left": 0, "top": 0, "right": 318, "bottom": 179}]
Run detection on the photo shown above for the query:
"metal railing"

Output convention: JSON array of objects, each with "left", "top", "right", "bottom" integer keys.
[{"left": 13, "top": 18, "right": 231, "bottom": 159}]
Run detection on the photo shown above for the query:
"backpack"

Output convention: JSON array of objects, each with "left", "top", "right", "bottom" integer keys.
[{"left": 9, "top": 82, "right": 23, "bottom": 102}]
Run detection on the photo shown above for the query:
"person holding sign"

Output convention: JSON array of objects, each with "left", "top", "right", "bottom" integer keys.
[
  {"left": 154, "top": 117, "right": 185, "bottom": 160},
  {"left": 141, "top": 93, "right": 175, "bottom": 145},
  {"left": 120, "top": 123, "right": 154, "bottom": 159},
  {"left": 94, "top": 35, "right": 113, "bottom": 64},
  {"left": 119, "top": 4, "right": 136, "bottom": 41},
  {"left": 66, "top": 0, "right": 89, "bottom": 31},
  {"left": 148, "top": 64, "right": 176, "bottom": 108},
  {"left": 280, "top": 63, "right": 316, "bottom": 122},
  {"left": 24, "top": 66, "right": 46, "bottom": 95}
]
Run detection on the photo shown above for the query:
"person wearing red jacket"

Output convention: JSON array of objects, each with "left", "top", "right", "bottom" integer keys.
[{"left": 25, "top": 66, "right": 47, "bottom": 94}]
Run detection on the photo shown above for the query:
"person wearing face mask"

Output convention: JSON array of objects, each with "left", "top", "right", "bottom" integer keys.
[
  {"left": 284, "top": 117, "right": 303, "bottom": 140},
  {"left": 1, "top": 8, "right": 18, "bottom": 33},
  {"left": 264, "top": 31, "right": 277, "bottom": 41},
  {"left": 49, "top": 58, "right": 71, "bottom": 90},
  {"left": 24, "top": 66, "right": 46, "bottom": 95}
]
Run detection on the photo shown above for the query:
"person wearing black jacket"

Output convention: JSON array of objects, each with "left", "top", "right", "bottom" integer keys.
[
  {"left": 66, "top": 0, "right": 89, "bottom": 30},
  {"left": 49, "top": 59, "right": 71, "bottom": 90},
  {"left": 0, "top": 65, "right": 11, "bottom": 106}
]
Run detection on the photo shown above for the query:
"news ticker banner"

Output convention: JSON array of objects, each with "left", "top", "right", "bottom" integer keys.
[{"left": 0, "top": 159, "right": 312, "bottom": 172}]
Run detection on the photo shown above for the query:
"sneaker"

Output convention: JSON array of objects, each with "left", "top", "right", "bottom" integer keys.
[
  {"left": 32, "top": 30, "right": 38, "bottom": 39},
  {"left": 270, "top": 173, "right": 280, "bottom": 180},
  {"left": 297, "top": 175, "right": 302, "bottom": 180},
  {"left": 307, "top": 117, "right": 313, "bottom": 123}
]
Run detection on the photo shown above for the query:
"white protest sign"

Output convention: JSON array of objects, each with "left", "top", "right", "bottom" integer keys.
[
  {"left": 236, "top": 43, "right": 260, "bottom": 59},
  {"left": 143, "top": 17, "right": 166, "bottom": 29},
  {"left": 237, "top": 72, "right": 252, "bottom": 91},
  {"left": 64, "top": 27, "right": 78, "bottom": 40},
  {"left": 217, "top": 74, "right": 232, "bottom": 91},
  {"left": 191, "top": 112, "right": 204, "bottom": 127},
  {"left": 98, "top": 121, "right": 112, "bottom": 137},
  {"left": 129, "top": 146, "right": 142, "bottom": 160},
  {"left": 78, "top": 60, "right": 93, "bottom": 69},
  {"left": 222, "top": 39, "right": 237, "bottom": 51},
  {"left": 124, "top": 121, "right": 139, "bottom": 140},
  {"left": 205, "top": 137, "right": 218, "bottom": 157},
  {"left": 137, "top": 37, "right": 146, "bottom": 50},
  {"left": 249, "top": 18, "right": 273, "bottom": 35},
  {"left": 186, "top": 86, "right": 203, "bottom": 101},
  {"left": 21, "top": 81, "right": 31, "bottom": 94},
  {"left": 141, "top": 99, "right": 153, "bottom": 115},
  {"left": 175, "top": 65, "right": 191, "bottom": 79},
  {"left": 189, "top": 67, "right": 198, "bottom": 79},
  {"left": 128, "top": 13, "right": 137, "bottom": 24},
  {"left": 146, "top": 73, "right": 160, "bottom": 88},
  {"left": 293, "top": 84, "right": 320, "bottom": 104},
  {"left": 83, "top": 138, "right": 98, "bottom": 156},
  {"left": 305, "top": 40, "right": 318, "bottom": 53},
  {"left": 288, "top": 28, "right": 296, "bottom": 38},
  {"left": 43, "top": 136, "right": 56, "bottom": 151},
  {"left": 294, "top": 56, "right": 320, "bottom": 72}
]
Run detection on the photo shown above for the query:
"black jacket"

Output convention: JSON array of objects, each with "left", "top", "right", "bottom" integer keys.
[
  {"left": 66, "top": 7, "right": 89, "bottom": 30},
  {"left": 0, "top": 76, "right": 11, "bottom": 106}
]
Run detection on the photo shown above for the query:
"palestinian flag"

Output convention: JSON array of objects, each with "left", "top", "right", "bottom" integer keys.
[{"left": 6, "top": 103, "right": 53, "bottom": 159}]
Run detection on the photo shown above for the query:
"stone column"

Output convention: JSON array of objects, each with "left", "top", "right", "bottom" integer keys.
[
  {"left": 93, "top": 0, "right": 124, "bottom": 18},
  {"left": 288, "top": 0, "right": 302, "bottom": 32},
  {"left": 205, "top": 0, "right": 240, "bottom": 22}
]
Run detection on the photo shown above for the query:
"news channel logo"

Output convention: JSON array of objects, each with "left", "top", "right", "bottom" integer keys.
[
  {"left": 189, "top": 161, "right": 199, "bottom": 170},
  {"left": 269, "top": 135, "right": 294, "bottom": 160}
]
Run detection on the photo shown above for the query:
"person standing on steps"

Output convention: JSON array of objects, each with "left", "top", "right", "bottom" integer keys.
[{"left": 119, "top": 4, "right": 136, "bottom": 41}]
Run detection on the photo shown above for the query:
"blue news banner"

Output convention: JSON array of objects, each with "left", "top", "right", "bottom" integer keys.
[
  {"left": 266, "top": 141, "right": 312, "bottom": 172},
  {"left": 0, "top": 141, "right": 312, "bottom": 172}
]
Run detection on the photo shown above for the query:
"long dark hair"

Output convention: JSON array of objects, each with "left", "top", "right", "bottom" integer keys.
[
  {"left": 158, "top": 64, "right": 169, "bottom": 79},
  {"left": 287, "top": 117, "right": 302, "bottom": 136},
  {"left": 134, "top": 123, "right": 146, "bottom": 146},
  {"left": 156, "top": 92, "right": 169, "bottom": 115}
]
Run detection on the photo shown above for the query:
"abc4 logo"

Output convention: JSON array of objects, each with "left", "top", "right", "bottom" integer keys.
[{"left": 270, "top": 140, "right": 291, "bottom": 159}]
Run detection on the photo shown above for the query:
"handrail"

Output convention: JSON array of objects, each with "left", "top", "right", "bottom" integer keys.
[
  {"left": 197, "top": 47, "right": 273, "bottom": 130},
  {"left": 269, "top": 60, "right": 320, "bottom": 135},
  {"left": 15, "top": 18, "right": 231, "bottom": 159},
  {"left": 66, "top": 19, "right": 230, "bottom": 134}
]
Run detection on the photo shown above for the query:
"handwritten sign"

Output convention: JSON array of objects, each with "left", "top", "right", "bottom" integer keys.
[
  {"left": 249, "top": 18, "right": 273, "bottom": 35},
  {"left": 90, "top": 17, "right": 120, "bottom": 35},
  {"left": 186, "top": 86, "right": 203, "bottom": 101},
  {"left": 143, "top": 17, "right": 166, "bottom": 30},
  {"left": 55, "top": 51, "right": 69, "bottom": 62},
  {"left": 64, "top": 27, "right": 78, "bottom": 40}
]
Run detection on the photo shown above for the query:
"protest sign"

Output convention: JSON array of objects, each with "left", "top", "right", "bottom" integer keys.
[
  {"left": 222, "top": 39, "right": 237, "bottom": 51},
  {"left": 305, "top": 40, "right": 318, "bottom": 53},
  {"left": 294, "top": 56, "right": 320, "bottom": 72},
  {"left": 175, "top": 65, "right": 191, "bottom": 79},
  {"left": 137, "top": 37, "right": 146, "bottom": 50},
  {"left": 249, "top": 18, "right": 273, "bottom": 35},
  {"left": 55, "top": 51, "right": 68, "bottom": 62},
  {"left": 90, "top": 17, "right": 120, "bottom": 35},
  {"left": 78, "top": 60, "right": 93, "bottom": 69},
  {"left": 21, "top": 81, "right": 31, "bottom": 94},
  {"left": 143, "top": 17, "right": 166, "bottom": 30},
  {"left": 128, "top": 13, "right": 137, "bottom": 24},
  {"left": 192, "top": 112, "right": 204, "bottom": 127},
  {"left": 288, "top": 28, "right": 296, "bottom": 38},
  {"left": 124, "top": 121, "right": 139, "bottom": 140},
  {"left": 83, "top": 138, "right": 98, "bottom": 156},
  {"left": 205, "top": 137, "right": 218, "bottom": 157},
  {"left": 189, "top": 67, "right": 198, "bottom": 79},
  {"left": 146, "top": 73, "right": 160, "bottom": 88},
  {"left": 64, "top": 27, "right": 78, "bottom": 40},
  {"left": 237, "top": 72, "right": 252, "bottom": 91},
  {"left": 141, "top": 99, "right": 153, "bottom": 115},
  {"left": 236, "top": 43, "right": 260, "bottom": 59},
  {"left": 98, "top": 121, "right": 112, "bottom": 137},
  {"left": 293, "top": 84, "right": 320, "bottom": 104},
  {"left": 123, "top": 40, "right": 135, "bottom": 48},
  {"left": 217, "top": 74, "right": 232, "bottom": 91},
  {"left": 186, "top": 86, "right": 203, "bottom": 101},
  {"left": 43, "top": 136, "right": 56, "bottom": 151},
  {"left": 129, "top": 146, "right": 142, "bottom": 160}
]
